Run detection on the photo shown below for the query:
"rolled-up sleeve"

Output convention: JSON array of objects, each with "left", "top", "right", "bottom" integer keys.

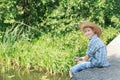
[{"left": 86, "top": 41, "right": 98, "bottom": 57}]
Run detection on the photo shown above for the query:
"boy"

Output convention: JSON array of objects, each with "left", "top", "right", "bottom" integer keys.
[{"left": 69, "top": 21, "right": 110, "bottom": 79}]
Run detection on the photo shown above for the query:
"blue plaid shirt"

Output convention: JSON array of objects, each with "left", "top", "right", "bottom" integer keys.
[{"left": 87, "top": 34, "right": 110, "bottom": 67}]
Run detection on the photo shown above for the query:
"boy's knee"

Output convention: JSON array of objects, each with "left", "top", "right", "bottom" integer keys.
[{"left": 70, "top": 67, "right": 78, "bottom": 74}]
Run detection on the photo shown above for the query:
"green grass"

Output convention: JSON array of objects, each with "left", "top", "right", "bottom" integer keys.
[{"left": 0, "top": 27, "right": 119, "bottom": 75}]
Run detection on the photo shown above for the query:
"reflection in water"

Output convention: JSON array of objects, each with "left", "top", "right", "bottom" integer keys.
[{"left": 0, "top": 70, "right": 69, "bottom": 80}]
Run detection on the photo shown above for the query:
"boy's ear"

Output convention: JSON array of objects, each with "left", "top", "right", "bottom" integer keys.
[{"left": 92, "top": 28, "right": 97, "bottom": 34}]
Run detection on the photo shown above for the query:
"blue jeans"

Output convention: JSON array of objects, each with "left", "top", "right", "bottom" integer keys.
[{"left": 70, "top": 62, "right": 94, "bottom": 74}]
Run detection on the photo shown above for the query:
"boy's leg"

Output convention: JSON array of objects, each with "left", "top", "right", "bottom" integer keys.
[
  {"left": 69, "top": 71, "right": 73, "bottom": 78},
  {"left": 70, "top": 62, "right": 93, "bottom": 76}
]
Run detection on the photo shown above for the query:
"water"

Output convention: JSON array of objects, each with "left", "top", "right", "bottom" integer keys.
[{"left": 0, "top": 70, "right": 69, "bottom": 80}]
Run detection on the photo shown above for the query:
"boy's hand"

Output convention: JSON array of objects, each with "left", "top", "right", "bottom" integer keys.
[
  {"left": 84, "top": 55, "right": 90, "bottom": 61},
  {"left": 74, "top": 57, "right": 83, "bottom": 63}
]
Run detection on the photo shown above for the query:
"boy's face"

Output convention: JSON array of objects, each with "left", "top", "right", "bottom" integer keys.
[{"left": 83, "top": 27, "right": 95, "bottom": 38}]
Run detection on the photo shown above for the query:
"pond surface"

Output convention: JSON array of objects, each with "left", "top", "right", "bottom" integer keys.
[{"left": 0, "top": 70, "right": 69, "bottom": 80}]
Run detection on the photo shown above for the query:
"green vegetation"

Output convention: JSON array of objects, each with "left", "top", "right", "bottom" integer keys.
[{"left": 0, "top": 0, "right": 120, "bottom": 76}]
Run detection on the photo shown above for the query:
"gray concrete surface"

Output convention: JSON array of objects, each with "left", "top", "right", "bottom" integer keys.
[{"left": 72, "top": 35, "right": 120, "bottom": 80}]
